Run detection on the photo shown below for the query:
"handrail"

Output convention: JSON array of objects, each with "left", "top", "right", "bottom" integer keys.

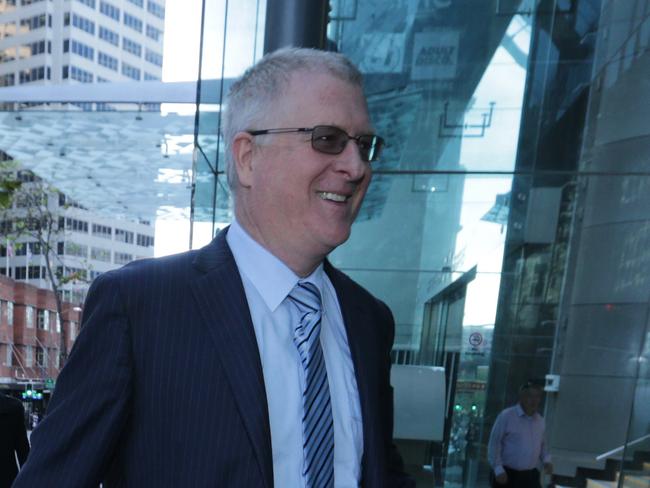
[{"left": 595, "top": 433, "right": 650, "bottom": 461}]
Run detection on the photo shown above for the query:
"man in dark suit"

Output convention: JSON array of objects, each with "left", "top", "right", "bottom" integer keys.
[
  {"left": 0, "top": 393, "right": 29, "bottom": 487},
  {"left": 15, "top": 48, "right": 409, "bottom": 487}
]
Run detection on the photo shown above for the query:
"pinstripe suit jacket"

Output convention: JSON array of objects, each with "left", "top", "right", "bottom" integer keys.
[{"left": 13, "top": 229, "right": 401, "bottom": 487}]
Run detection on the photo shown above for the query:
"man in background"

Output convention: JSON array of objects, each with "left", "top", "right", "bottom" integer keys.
[
  {"left": 0, "top": 392, "right": 29, "bottom": 488},
  {"left": 488, "top": 381, "right": 553, "bottom": 487}
]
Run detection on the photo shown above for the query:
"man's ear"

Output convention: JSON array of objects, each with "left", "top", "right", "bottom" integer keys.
[{"left": 232, "top": 132, "right": 255, "bottom": 188}]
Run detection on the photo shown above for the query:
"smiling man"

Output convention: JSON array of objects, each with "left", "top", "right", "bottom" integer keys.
[{"left": 14, "top": 48, "right": 410, "bottom": 488}]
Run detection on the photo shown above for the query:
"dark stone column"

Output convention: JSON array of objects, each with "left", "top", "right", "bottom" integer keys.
[{"left": 263, "top": 0, "right": 329, "bottom": 53}]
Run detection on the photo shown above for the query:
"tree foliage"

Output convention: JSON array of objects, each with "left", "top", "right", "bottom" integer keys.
[
  {"left": 0, "top": 161, "right": 21, "bottom": 209},
  {"left": 0, "top": 169, "right": 88, "bottom": 363}
]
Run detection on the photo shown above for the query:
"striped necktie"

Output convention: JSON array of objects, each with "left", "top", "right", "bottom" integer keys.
[{"left": 288, "top": 281, "right": 335, "bottom": 488}]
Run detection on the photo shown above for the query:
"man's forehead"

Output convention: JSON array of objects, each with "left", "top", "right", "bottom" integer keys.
[{"left": 265, "top": 71, "right": 371, "bottom": 131}]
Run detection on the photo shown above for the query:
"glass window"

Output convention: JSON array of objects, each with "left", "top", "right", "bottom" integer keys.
[
  {"left": 18, "top": 66, "right": 48, "bottom": 84},
  {"left": 146, "top": 0, "right": 164, "bottom": 19},
  {"left": 144, "top": 48, "right": 162, "bottom": 67},
  {"left": 63, "top": 266, "right": 87, "bottom": 280},
  {"left": 25, "top": 345, "right": 33, "bottom": 367},
  {"left": 19, "top": 14, "right": 47, "bottom": 31},
  {"left": 64, "top": 242, "right": 88, "bottom": 258},
  {"left": 25, "top": 306, "right": 33, "bottom": 328},
  {"left": 37, "top": 309, "right": 49, "bottom": 330},
  {"left": 0, "top": 73, "right": 15, "bottom": 87},
  {"left": 72, "top": 14, "right": 95, "bottom": 35},
  {"left": 144, "top": 72, "right": 160, "bottom": 81},
  {"left": 121, "top": 62, "right": 140, "bottom": 80},
  {"left": 75, "top": 0, "right": 95, "bottom": 8},
  {"left": 99, "top": 26, "right": 119, "bottom": 46},
  {"left": 98, "top": 51, "right": 118, "bottom": 71},
  {"left": 91, "top": 223, "right": 112, "bottom": 238},
  {"left": 145, "top": 24, "right": 162, "bottom": 42},
  {"left": 7, "top": 302, "right": 13, "bottom": 326},
  {"left": 90, "top": 246, "right": 111, "bottom": 262},
  {"left": 70, "top": 40, "right": 94, "bottom": 61},
  {"left": 126, "top": 0, "right": 143, "bottom": 7},
  {"left": 0, "top": 46, "right": 16, "bottom": 62},
  {"left": 28, "top": 265, "right": 41, "bottom": 279},
  {"left": 136, "top": 234, "right": 154, "bottom": 247},
  {"left": 0, "top": 22, "right": 17, "bottom": 39},
  {"left": 115, "top": 228, "right": 134, "bottom": 243},
  {"left": 22, "top": 40, "right": 48, "bottom": 58},
  {"left": 0, "top": 0, "right": 16, "bottom": 13},
  {"left": 122, "top": 37, "right": 142, "bottom": 57},
  {"left": 114, "top": 252, "right": 133, "bottom": 265},
  {"left": 123, "top": 12, "right": 143, "bottom": 33},
  {"left": 65, "top": 218, "right": 89, "bottom": 232},
  {"left": 99, "top": 1, "right": 120, "bottom": 21},
  {"left": 35, "top": 347, "right": 46, "bottom": 367}
]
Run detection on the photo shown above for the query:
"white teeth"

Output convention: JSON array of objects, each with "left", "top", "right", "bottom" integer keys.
[{"left": 318, "top": 192, "right": 347, "bottom": 202}]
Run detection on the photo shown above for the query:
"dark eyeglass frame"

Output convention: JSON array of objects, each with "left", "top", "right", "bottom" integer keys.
[{"left": 247, "top": 125, "right": 385, "bottom": 163}]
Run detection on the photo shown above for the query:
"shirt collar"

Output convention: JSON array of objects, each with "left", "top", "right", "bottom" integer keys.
[
  {"left": 226, "top": 219, "right": 325, "bottom": 311},
  {"left": 516, "top": 403, "right": 537, "bottom": 419}
]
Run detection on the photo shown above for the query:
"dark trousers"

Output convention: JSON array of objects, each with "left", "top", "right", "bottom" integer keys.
[{"left": 491, "top": 467, "right": 541, "bottom": 488}]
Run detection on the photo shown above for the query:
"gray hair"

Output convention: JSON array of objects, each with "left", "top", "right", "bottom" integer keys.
[{"left": 221, "top": 47, "right": 365, "bottom": 191}]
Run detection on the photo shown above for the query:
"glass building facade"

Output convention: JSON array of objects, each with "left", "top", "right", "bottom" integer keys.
[{"left": 192, "top": 0, "right": 650, "bottom": 486}]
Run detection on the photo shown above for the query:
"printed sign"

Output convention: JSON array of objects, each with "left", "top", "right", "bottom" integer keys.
[
  {"left": 411, "top": 31, "right": 459, "bottom": 81},
  {"left": 468, "top": 332, "right": 483, "bottom": 347}
]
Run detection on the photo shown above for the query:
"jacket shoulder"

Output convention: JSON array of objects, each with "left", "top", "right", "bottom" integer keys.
[{"left": 0, "top": 394, "right": 24, "bottom": 414}]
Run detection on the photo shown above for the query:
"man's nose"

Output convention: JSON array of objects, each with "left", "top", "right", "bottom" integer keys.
[{"left": 334, "top": 140, "right": 369, "bottom": 181}]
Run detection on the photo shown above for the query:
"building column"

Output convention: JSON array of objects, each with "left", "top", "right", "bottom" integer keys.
[{"left": 263, "top": 0, "right": 329, "bottom": 53}]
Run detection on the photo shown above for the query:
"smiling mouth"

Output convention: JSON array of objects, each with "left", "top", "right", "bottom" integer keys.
[{"left": 318, "top": 191, "right": 349, "bottom": 203}]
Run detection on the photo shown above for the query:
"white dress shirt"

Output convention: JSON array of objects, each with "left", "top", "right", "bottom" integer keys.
[
  {"left": 488, "top": 404, "right": 551, "bottom": 476},
  {"left": 227, "top": 220, "right": 363, "bottom": 487}
]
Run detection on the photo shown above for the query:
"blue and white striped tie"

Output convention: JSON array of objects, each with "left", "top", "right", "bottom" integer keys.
[{"left": 289, "top": 281, "right": 334, "bottom": 488}]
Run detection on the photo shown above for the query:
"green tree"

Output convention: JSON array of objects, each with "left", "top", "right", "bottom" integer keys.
[
  {"left": 0, "top": 170, "right": 88, "bottom": 365},
  {"left": 0, "top": 160, "right": 21, "bottom": 209}
]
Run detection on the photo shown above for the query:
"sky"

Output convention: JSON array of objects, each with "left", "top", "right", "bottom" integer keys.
[
  {"left": 162, "top": 0, "right": 203, "bottom": 83},
  {"left": 155, "top": 0, "right": 265, "bottom": 256},
  {"left": 153, "top": 0, "right": 203, "bottom": 257}
]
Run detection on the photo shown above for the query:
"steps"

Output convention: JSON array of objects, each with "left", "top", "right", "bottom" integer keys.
[
  {"left": 621, "top": 475, "right": 650, "bottom": 488},
  {"left": 582, "top": 474, "right": 650, "bottom": 488},
  {"left": 586, "top": 480, "right": 617, "bottom": 488}
]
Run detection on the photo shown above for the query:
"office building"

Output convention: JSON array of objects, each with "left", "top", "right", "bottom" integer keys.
[
  {"left": 1, "top": 168, "right": 156, "bottom": 305},
  {"left": 0, "top": 0, "right": 165, "bottom": 89}
]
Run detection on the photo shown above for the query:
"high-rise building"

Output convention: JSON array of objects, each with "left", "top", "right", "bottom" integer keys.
[
  {"left": 0, "top": 0, "right": 165, "bottom": 88},
  {"left": 0, "top": 0, "right": 164, "bottom": 300},
  {"left": 0, "top": 169, "right": 156, "bottom": 305}
]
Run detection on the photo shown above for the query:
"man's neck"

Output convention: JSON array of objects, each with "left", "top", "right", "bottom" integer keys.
[
  {"left": 233, "top": 211, "right": 323, "bottom": 278},
  {"left": 518, "top": 403, "right": 536, "bottom": 417}
]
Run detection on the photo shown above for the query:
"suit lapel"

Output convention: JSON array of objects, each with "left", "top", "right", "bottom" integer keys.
[
  {"left": 190, "top": 230, "right": 273, "bottom": 488},
  {"left": 325, "top": 262, "right": 382, "bottom": 487}
]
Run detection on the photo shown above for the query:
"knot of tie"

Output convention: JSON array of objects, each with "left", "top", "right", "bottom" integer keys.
[{"left": 288, "top": 281, "right": 322, "bottom": 348}]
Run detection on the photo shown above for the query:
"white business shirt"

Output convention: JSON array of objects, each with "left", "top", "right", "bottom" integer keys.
[
  {"left": 227, "top": 220, "right": 363, "bottom": 487},
  {"left": 488, "top": 404, "right": 551, "bottom": 476}
]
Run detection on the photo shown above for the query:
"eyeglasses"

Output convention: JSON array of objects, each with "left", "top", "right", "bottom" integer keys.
[{"left": 247, "top": 125, "right": 385, "bottom": 163}]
